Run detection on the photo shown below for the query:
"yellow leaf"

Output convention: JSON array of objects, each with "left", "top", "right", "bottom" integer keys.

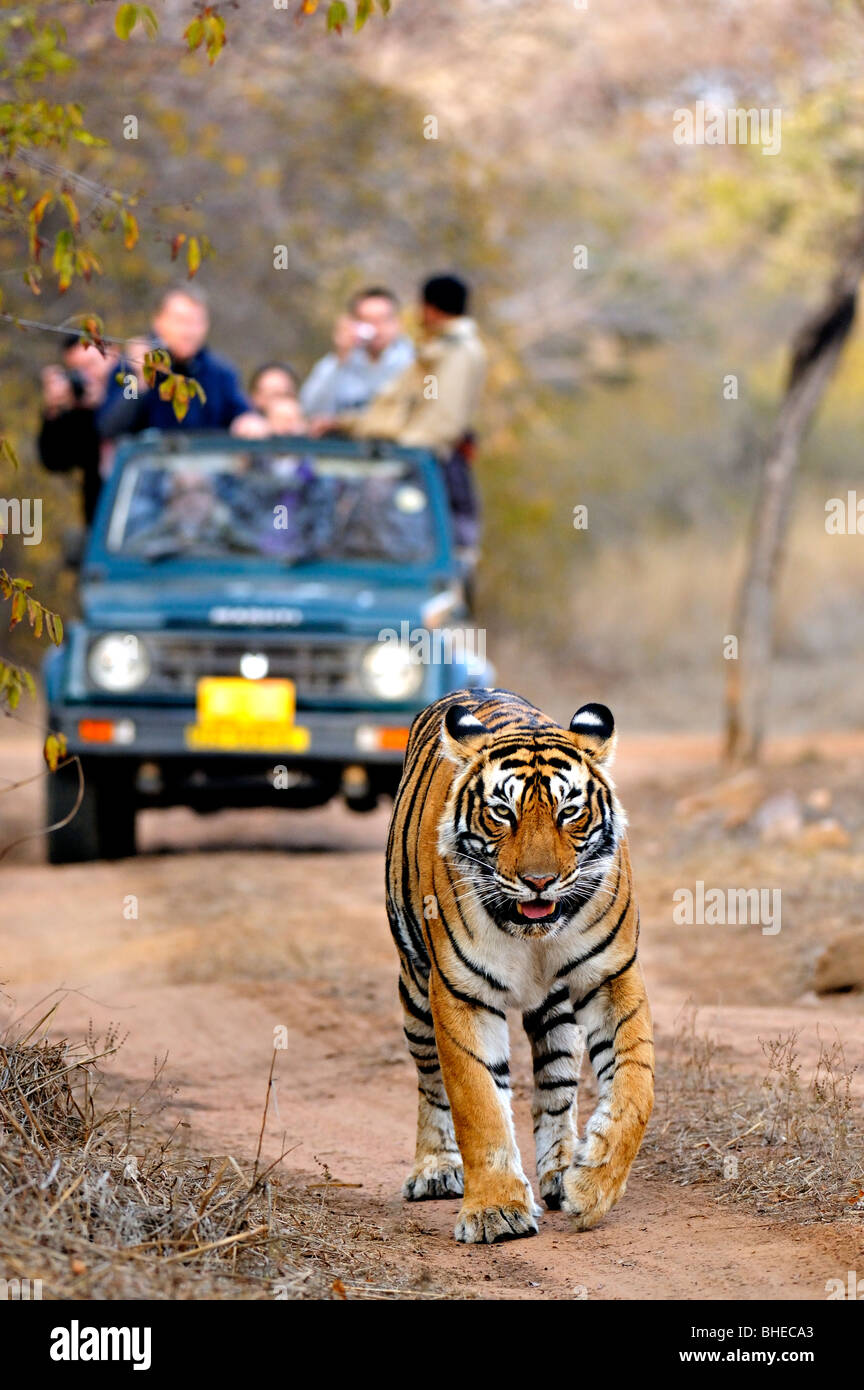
[
  {"left": 10, "top": 591, "right": 26, "bottom": 630},
  {"left": 121, "top": 209, "right": 139, "bottom": 251},
  {"left": 0, "top": 437, "right": 20, "bottom": 471},
  {"left": 187, "top": 236, "right": 202, "bottom": 278},
  {"left": 43, "top": 732, "right": 67, "bottom": 772},
  {"left": 60, "top": 192, "right": 80, "bottom": 230},
  {"left": 30, "top": 191, "right": 53, "bottom": 225}
]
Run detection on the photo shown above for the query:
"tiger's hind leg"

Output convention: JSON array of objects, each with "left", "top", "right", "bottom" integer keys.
[
  {"left": 523, "top": 985, "right": 583, "bottom": 1210},
  {"left": 398, "top": 960, "right": 464, "bottom": 1201}
]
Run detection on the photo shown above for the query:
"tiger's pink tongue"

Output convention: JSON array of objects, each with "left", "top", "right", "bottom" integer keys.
[{"left": 519, "top": 901, "right": 555, "bottom": 920}]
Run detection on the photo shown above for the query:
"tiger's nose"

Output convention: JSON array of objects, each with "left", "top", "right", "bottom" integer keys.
[{"left": 522, "top": 873, "right": 556, "bottom": 893}]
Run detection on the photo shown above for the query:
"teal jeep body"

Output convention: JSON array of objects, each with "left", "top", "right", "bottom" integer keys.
[{"left": 44, "top": 432, "right": 489, "bottom": 861}]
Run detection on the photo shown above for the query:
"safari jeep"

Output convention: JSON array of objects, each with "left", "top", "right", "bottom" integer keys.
[{"left": 44, "top": 431, "right": 489, "bottom": 862}]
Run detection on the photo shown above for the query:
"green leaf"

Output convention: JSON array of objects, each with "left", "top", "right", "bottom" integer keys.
[
  {"left": 72, "top": 130, "right": 108, "bottom": 148},
  {"left": 115, "top": 3, "right": 138, "bottom": 40},
  {"left": 172, "top": 376, "right": 191, "bottom": 421},
  {"left": 327, "top": 2, "right": 349, "bottom": 31},
  {"left": 139, "top": 5, "right": 159, "bottom": 39},
  {"left": 184, "top": 16, "right": 205, "bottom": 51},
  {"left": 0, "top": 437, "right": 20, "bottom": 472}
]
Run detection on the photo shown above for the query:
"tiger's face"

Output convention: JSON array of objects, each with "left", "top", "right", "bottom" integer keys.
[{"left": 439, "top": 702, "right": 622, "bottom": 939}]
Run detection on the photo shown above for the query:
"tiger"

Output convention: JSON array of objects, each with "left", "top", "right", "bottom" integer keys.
[{"left": 385, "top": 687, "right": 653, "bottom": 1244}]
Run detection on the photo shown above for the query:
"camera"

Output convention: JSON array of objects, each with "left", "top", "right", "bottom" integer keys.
[{"left": 66, "top": 368, "right": 86, "bottom": 402}]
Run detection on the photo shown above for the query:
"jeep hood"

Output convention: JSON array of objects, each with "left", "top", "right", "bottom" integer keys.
[{"left": 79, "top": 572, "right": 450, "bottom": 635}]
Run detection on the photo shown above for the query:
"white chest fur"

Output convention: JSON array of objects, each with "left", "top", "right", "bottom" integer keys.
[{"left": 455, "top": 892, "right": 607, "bottom": 1013}]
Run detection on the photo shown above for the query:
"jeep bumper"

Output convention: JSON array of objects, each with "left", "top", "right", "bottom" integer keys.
[{"left": 48, "top": 703, "right": 414, "bottom": 764}]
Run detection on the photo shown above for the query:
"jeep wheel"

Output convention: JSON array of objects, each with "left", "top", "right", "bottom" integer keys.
[{"left": 46, "top": 758, "right": 137, "bottom": 864}]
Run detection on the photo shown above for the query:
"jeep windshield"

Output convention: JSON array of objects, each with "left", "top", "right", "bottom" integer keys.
[{"left": 105, "top": 448, "right": 437, "bottom": 565}]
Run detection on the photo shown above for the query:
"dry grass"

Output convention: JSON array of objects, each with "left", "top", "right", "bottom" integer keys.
[
  {"left": 646, "top": 1006, "right": 864, "bottom": 1222},
  {"left": 0, "top": 1009, "right": 461, "bottom": 1301}
]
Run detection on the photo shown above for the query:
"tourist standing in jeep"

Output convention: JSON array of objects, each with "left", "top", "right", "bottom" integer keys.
[{"left": 311, "top": 274, "right": 487, "bottom": 550}]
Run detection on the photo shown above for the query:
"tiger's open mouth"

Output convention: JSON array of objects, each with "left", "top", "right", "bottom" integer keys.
[
  {"left": 487, "top": 881, "right": 601, "bottom": 934},
  {"left": 517, "top": 899, "right": 557, "bottom": 921}
]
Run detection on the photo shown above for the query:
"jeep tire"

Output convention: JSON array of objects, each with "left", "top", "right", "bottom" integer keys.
[{"left": 46, "top": 757, "right": 137, "bottom": 864}]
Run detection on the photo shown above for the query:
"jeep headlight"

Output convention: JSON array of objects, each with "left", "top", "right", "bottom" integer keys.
[
  {"left": 88, "top": 633, "right": 150, "bottom": 693},
  {"left": 361, "top": 640, "right": 423, "bottom": 701}
]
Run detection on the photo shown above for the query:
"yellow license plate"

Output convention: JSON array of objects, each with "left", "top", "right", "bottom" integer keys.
[{"left": 185, "top": 678, "right": 310, "bottom": 752}]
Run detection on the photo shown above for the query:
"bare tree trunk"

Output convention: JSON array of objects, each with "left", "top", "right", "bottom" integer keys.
[{"left": 724, "top": 220, "right": 864, "bottom": 763}]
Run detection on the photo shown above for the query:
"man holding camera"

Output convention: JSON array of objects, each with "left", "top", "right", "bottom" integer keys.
[
  {"left": 316, "top": 274, "right": 487, "bottom": 553},
  {"left": 37, "top": 335, "right": 118, "bottom": 525},
  {"left": 299, "top": 286, "right": 414, "bottom": 417}
]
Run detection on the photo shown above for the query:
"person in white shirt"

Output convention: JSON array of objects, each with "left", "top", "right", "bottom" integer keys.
[
  {"left": 312, "top": 274, "right": 487, "bottom": 557},
  {"left": 299, "top": 286, "right": 415, "bottom": 417}
]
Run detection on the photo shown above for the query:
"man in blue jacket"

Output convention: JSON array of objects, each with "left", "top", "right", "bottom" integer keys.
[{"left": 100, "top": 285, "right": 251, "bottom": 437}]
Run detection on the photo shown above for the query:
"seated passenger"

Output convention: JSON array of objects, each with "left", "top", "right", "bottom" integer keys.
[
  {"left": 231, "top": 363, "right": 306, "bottom": 439},
  {"left": 250, "top": 362, "right": 300, "bottom": 414},
  {"left": 129, "top": 469, "right": 235, "bottom": 554},
  {"left": 265, "top": 394, "right": 306, "bottom": 437}
]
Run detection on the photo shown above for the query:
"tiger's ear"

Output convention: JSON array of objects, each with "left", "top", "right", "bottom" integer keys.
[
  {"left": 441, "top": 703, "right": 491, "bottom": 766},
  {"left": 569, "top": 703, "right": 616, "bottom": 765}
]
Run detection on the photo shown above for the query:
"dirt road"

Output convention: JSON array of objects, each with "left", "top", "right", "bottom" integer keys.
[{"left": 2, "top": 727, "right": 863, "bottom": 1299}]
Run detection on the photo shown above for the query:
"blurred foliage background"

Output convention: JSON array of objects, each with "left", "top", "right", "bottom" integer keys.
[{"left": 3, "top": 0, "right": 864, "bottom": 734}]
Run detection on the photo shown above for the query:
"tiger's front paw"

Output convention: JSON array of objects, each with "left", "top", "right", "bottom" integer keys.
[
  {"left": 454, "top": 1198, "right": 539, "bottom": 1244},
  {"left": 560, "top": 1161, "right": 626, "bottom": 1230},
  {"left": 403, "top": 1153, "right": 464, "bottom": 1201}
]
